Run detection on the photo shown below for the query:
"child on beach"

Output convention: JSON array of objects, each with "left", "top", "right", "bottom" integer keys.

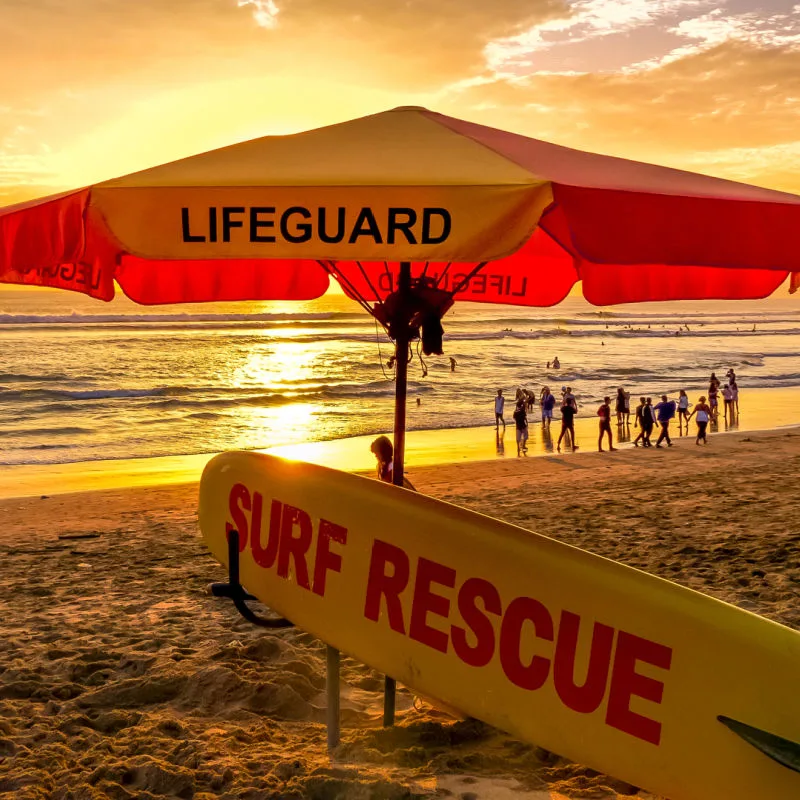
[
  {"left": 688, "top": 397, "right": 711, "bottom": 445},
  {"left": 370, "top": 436, "right": 416, "bottom": 489},
  {"left": 598, "top": 397, "right": 617, "bottom": 452},
  {"left": 513, "top": 400, "right": 529, "bottom": 456}
]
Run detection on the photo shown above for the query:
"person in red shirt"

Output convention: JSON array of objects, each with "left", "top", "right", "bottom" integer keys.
[{"left": 597, "top": 396, "right": 617, "bottom": 453}]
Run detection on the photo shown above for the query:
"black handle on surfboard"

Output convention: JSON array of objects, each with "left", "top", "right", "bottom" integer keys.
[
  {"left": 207, "top": 530, "right": 294, "bottom": 629},
  {"left": 718, "top": 715, "right": 800, "bottom": 774}
]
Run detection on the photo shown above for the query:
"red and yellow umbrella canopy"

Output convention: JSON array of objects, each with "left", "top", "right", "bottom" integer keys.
[{"left": 1, "top": 105, "right": 799, "bottom": 306}]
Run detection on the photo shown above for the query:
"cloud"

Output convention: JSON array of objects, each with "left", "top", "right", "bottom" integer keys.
[
  {"left": 439, "top": 38, "right": 800, "bottom": 191},
  {"left": 486, "top": 0, "right": 712, "bottom": 73},
  {"left": 237, "top": 0, "right": 280, "bottom": 29},
  {"left": 629, "top": 6, "right": 800, "bottom": 70}
]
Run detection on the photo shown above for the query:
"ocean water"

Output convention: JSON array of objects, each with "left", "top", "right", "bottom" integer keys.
[{"left": 1, "top": 288, "right": 799, "bottom": 466}]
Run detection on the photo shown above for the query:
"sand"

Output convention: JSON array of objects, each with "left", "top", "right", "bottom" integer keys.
[{"left": 1, "top": 428, "right": 798, "bottom": 799}]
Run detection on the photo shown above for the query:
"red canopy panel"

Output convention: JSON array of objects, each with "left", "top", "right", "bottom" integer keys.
[
  {"left": 579, "top": 263, "right": 788, "bottom": 306},
  {"left": 334, "top": 227, "right": 579, "bottom": 308},
  {"left": 552, "top": 186, "right": 800, "bottom": 271},
  {"left": 433, "top": 112, "right": 800, "bottom": 272},
  {"left": 116, "top": 257, "right": 329, "bottom": 304},
  {"left": 0, "top": 190, "right": 329, "bottom": 303}
]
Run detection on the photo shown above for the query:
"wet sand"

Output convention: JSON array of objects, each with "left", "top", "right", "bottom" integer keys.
[
  {"left": 1, "top": 428, "right": 798, "bottom": 799},
  {"left": 2, "top": 385, "right": 799, "bottom": 501}
]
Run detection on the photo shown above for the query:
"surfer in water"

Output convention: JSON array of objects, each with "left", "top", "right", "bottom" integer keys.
[{"left": 370, "top": 436, "right": 416, "bottom": 490}]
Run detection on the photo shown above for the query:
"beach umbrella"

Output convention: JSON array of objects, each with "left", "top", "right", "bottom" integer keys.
[
  {"left": 2, "top": 104, "right": 800, "bottom": 747},
  {"left": 2, "top": 104, "right": 799, "bottom": 489},
  {"left": 2, "top": 107, "right": 800, "bottom": 472}
]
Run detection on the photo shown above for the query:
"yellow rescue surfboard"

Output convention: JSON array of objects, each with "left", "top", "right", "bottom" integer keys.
[{"left": 198, "top": 451, "right": 800, "bottom": 800}]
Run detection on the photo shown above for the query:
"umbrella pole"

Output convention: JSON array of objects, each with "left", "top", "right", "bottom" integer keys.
[{"left": 383, "top": 260, "right": 412, "bottom": 727}]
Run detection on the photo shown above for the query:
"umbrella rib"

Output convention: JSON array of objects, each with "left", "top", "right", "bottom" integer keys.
[
  {"left": 449, "top": 261, "right": 488, "bottom": 298},
  {"left": 355, "top": 260, "right": 381, "bottom": 302},
  {"left": 435, "top": 262, "right": 453, "bottom": 290},
  {"left": 317, "top": 260, "right": 375, "bottom": 318}
]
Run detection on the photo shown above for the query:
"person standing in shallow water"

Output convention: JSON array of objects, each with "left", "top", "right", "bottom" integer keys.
[
  {"left": 540, "top": 386, "right": 556, "bottom": 427},
  {"left": 597, "top": 396, "right": 617, "bottom": 452},
  {"left": 615, "top": 387, "right": 627, "bottom": 426},
  {"left": 494, "top": 389, "right": 506, "bottom": 428}
]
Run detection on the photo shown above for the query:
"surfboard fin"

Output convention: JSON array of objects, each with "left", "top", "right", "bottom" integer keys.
[{"left": 718, "top": 715, "right": 800, "bottom": 774}]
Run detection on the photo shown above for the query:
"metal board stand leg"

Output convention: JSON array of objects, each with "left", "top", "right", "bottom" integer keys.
[
  {"left": 383, "top": 677, "right": 396, "bottom": 727},
  {"left": 326, "top": 645, "right": 340, "bottom": 749}
]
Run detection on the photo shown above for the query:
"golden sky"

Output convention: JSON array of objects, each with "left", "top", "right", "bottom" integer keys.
[{"left": 1, "top": 0, "right": 799, "bottom": 205}]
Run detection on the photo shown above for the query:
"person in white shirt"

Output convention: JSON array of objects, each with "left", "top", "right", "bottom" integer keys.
[
  {"left": 494, "top": 389, "right": 506, "bottom": 428},
  {"left": 676, "top": 389, "right": 692, "bottom": 434},
  {"left": 688, "top": 397, "right": 711, "bottom": 444},
  {"left": 721, "top": 384, "right": 734, "bottom": 420},
  {"left": 729, "top": 380, "right": 739, "bottom": 415}
]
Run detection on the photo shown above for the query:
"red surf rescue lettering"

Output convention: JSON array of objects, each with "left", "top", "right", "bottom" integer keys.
[
  {"left": 226, "top": 483, "right": 347, "bottom": 597},
  {"left": 364, "top": 539, "right": 673, "bottom": 746}
]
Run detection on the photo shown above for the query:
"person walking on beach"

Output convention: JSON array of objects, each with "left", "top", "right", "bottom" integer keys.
[
  {"left": 494, "top": 389, "right": 506, "bottom": 428},
  {"left": 632, "top": 396, "right": 646, "bottom": 446},
  {"left": 370, "top": 435, "right": 416, "bottom": 489},
  {"left": 654, "top": 394, "right": 676, "bottom": 447},
  {"left": 557, "top": 400, "right": 578, "bottom": 452},
  {"left": 688, "top": 397, "right": 711, "bottom": 445},
  {"left": 540, "top": 386, "right": 556, "bottom": 426},
  {"left": 513, "top": 400, "right": 529, "bottom": 456},
  {"left": 677, "top": 390, "right": 692, "bottom": 433},
  {"left": 640, "top": 397, "right": 656, "bottom": 446},
  {"left": 563, "top": 386, "right": 578, "bottom": 411},
  {"left": 598, "top": 396, "right": 617, "bottom": 452}
]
